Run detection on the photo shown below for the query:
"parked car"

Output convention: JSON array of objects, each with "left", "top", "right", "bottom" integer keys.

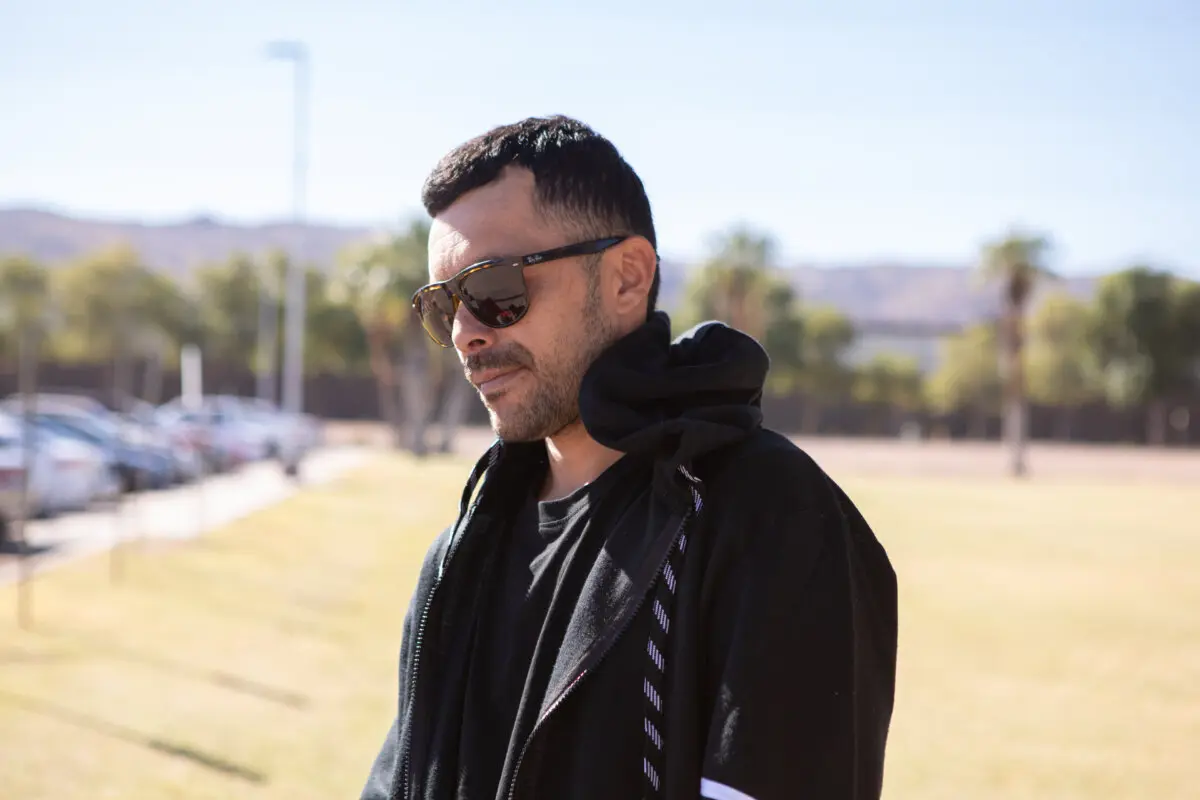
[
  {"left": 6, "top": 400, "right": 171, "bottom": 493},
  {"left": 26, "top": 424, "right": 113, "bottom": 514},
  {"left": 156, "top": 404, "right": 248, "bottom": 472},
  {"left": 0, "top": 418, "right": 29, "bottom": 544},
  {"left": 235, "top": 398, "right": 313, "bottom": 463},
  {"left": 157, "top": 395, "right": 317, "bottom": 470},
  {"left": 126, "top": 401, "right": 204, "bottom": 483},
  {"left": 0, "top": 412, "right": 115, "bottom": 519}
]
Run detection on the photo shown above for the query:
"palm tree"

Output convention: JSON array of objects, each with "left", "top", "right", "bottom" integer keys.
[
  {"left": 677, "top": 228, "right": 807, "bottom": 400},
  {"left": 334, "top": 235, "right": 412, "bottom": 444},
  {"left": 694, "top": 227, "right": 778, "bottom": 339},
  {"left": 334, "top": 217, "right": 460, "bottom": 455},
  {"left": 979, "top": 229, "right": 1054, "bottom": 476}
]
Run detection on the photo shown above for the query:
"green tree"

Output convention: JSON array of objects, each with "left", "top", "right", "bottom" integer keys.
[
  {"left": 50, "top": 244, "right": 190, "bottom": 408},
  {"left": 979, "top": 228, "right": 1055, "bottom": 475},
  {"left": 1090, "top": 267, "right": 1200, "bottom": 444},
  {"left": 0, "top": 255, "right": 54, "bottom": 367},
  {"left": 852, "top": 352, "right": 925, "bottom": 435},
  {"left": 131, "top": 269, "right": 195, "bottom": 403},
  {"left": 1173, "top": 277, "right": 1200, "bottom": 369},
  {"left": 1026, "top": 293, "right": 1101, "bottom": 440},
  {"left": 760, "top": 279, "right": 806, "bottom": 394},
  {"left": 927, "top": 323, "right": 1002, "bottom": 439},
  {"left": 192, "top": 252, "right": 265, "bottom": 372},
  {"left": 796, "top": 306, "right": 856, "bottom": 433}
]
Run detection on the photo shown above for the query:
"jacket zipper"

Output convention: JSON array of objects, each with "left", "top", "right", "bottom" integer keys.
[
  {"left": 392, "top": 492, "right": 486, "bottom": 800},
  {"left": 504, "top": 482, "right": 699, "bottom": 800}
]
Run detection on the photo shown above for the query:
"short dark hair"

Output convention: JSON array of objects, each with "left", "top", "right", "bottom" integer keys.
[{"left": 421, "top": 115, "right": 660, "bottom": 314}]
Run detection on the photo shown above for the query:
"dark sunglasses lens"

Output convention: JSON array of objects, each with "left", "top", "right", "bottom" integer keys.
[
  {"left": 460, "top": 265, "right": 529, "bottom": 328},
  {"left": 415, "top": 288, "right": 456, "bottom": 346}
]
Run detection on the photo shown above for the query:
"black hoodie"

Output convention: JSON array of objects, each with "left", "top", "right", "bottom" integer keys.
[{"left": 360, "top": 313, "right": 898, "bottom": 800}]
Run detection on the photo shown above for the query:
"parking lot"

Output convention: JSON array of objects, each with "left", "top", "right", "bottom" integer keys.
[{"left": 0, "top": 445, "right": 369, "bottom": 585}]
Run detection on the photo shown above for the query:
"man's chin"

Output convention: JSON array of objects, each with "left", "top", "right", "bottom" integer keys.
[
  {"left": 495, "top": 431, "right": 542, "bottom": 444},
  {"left": 489, "top": 409, "right": 582, "bottom": 445},
  {"left": 486, "top": 401, "right": 533, "bottom": 443},
  {"left": 490, "top": 418, "right": 543, "bottom": 444},
  {"left": 487, "top": 401, "right": 552, "bottom": 443}
]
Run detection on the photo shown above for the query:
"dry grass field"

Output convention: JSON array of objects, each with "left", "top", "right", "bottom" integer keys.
[
  {"left": 324, "top": 421, "right": 1200, "bottom": 484},
  {"left": 1, "top": 435, "right": 1197, "bottom": 799}
]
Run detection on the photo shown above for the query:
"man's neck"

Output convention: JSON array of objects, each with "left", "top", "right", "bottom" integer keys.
[{"left": 539, "top": 420, "right": 624, "bottom": 502}]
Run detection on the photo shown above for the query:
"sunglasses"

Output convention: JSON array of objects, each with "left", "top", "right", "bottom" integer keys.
[{"left": 411, "top": 236, "right": 628, "bottom": 347}]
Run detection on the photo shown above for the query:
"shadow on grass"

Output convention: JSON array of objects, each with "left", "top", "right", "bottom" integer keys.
[
  {"left": 0, "top": 689, "right": 267, "bottom": 784},
  {"left": 107, "top": 556, "right": 363, "bottom": 643},
  {"left": 14, "top": 626, "right": 310, "bottom": 710},
  {"left": 0, "top": 541, "right": 57, "bottom": 557}
]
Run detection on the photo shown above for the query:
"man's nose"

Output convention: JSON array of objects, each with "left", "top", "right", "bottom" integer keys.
[{"left": 451, "top": 302, "right": 495, "bottom": 356}]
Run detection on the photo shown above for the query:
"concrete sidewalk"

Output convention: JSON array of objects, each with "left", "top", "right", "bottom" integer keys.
[{"left": 0, "top": 446, "right": 371, "bottom": 585}]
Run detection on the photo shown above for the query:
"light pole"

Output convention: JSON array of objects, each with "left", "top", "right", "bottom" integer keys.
[
  {"left": 267, "top": 40, "right": 309, "bottom": 417},
  {"left": 254, "top": 263, "right": 276, "bottom": 404}
]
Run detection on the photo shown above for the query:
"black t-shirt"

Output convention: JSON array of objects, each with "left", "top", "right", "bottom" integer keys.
[{"left": 454, "top": 453, "right": 650, "bottom": 800}]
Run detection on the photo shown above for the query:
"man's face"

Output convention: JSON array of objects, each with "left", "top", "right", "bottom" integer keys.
[{"left": 427, "top": 167, "right": 620, "bottom": 442}]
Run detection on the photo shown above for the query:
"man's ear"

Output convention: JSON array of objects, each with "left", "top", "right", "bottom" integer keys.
[{"left": 609, "top": 236, "right": 658, "bottom": 317}]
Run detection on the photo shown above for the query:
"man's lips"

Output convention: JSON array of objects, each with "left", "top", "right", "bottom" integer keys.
[{"left": 471, "top": 367, "right": 525, "bottom": 396}]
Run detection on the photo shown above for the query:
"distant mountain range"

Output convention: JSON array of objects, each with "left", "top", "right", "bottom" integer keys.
[
  {"left": 0, "top": 207, "right": 361, "bottom": 279},
  {"left": 0, "top": 206, "right": 1101, "bottom": 328}
]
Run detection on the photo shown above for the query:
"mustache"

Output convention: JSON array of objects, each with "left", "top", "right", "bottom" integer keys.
[{"left": 463, "top": 345, "right": 535, "bottom": 377}]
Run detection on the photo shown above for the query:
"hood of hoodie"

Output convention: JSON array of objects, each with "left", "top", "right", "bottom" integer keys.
[
  {"left": 469, "top": 311, "right": 770, "bottom": 515},
  {"left": 578, "top": 311, "right": 769, "bottom": 471}
]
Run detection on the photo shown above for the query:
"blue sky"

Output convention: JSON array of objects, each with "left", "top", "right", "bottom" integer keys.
[{"left": 2, "top": 0, "right": 1198, "bottom": 276}]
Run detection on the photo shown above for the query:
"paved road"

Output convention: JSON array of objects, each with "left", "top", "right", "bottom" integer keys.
[{"left": 0, "top": 446, "right": 370, "bottom": 585}]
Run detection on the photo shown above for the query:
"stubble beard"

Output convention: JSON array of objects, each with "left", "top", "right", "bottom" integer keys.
[{"left": 487, "top": 287, "right": 617, "bottom": 443}]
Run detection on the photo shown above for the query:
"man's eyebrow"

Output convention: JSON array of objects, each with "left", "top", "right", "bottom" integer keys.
[
  {"left": 468, "top": 253, "right": 511, "bottom": 265},
  {"left": 446, "top": 252, "right": 515, "bottom": 272},
  {"left": 433, "top": 253, "right": 505, "bottom": 281}
]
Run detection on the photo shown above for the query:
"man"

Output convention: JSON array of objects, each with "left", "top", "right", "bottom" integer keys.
[{"left": 361, "top": 115, "right": 897, "bottom": 800}]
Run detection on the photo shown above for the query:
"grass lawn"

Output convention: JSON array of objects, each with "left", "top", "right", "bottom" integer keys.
[
  {"left": 0, "top": 454, "right": 466, "bottom": 800},
  {"left": 857, "top": 473, "right": 1200, "bottom": 800},
  {"left": 1, "top": 450, "right": 1197, "bottom": 799}
]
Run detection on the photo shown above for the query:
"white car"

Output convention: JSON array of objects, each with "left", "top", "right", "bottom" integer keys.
[
  {"left": 0, "top": 422, "right": 29, "bottom": 542},
  {"left": 0, "top": 414, "right": 116, "bottom": 516},
  {"left": 33, "top": 428, "right": 115, "bottom": 513},
  {"left": 156, "top": 405, "right": 254, "bottom": 471},
  {"left": 159, "top": 395, "right": 312, "bottom": 467}
]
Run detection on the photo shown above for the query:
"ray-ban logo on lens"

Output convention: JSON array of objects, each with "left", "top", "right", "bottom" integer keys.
[{"left": 526, "top": 254, "right": 544, "bottom": 263}]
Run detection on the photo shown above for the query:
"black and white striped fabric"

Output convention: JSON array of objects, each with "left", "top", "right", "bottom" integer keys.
[{"left": 642, "top": 466, "right": 704, "bottom": 798}]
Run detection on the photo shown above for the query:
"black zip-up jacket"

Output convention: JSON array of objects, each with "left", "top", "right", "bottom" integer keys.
[{"left": 360, "top": 313, "right": 898, "bottom": 800}]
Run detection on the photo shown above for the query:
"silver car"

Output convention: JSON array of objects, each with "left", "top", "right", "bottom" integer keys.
[{"left": 0, "top": 418, "right": 30, "bottom": 544}]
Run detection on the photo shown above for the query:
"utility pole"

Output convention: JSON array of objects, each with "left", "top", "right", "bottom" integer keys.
[
  {"left": 255, "top": 261, "right": 277, "bottom": 404},
  {"left": 267, "top": 40, "right": 309, "bottom": 418}
]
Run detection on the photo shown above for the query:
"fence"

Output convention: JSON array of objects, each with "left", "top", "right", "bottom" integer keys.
[{"left": 0, "top": 361, "right": 1196, "bottom": 447}]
